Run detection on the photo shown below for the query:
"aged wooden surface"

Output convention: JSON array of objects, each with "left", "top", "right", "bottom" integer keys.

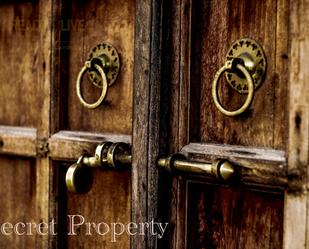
[
  {"left": 1, "top": 0, "right": 308, "bottom": 249},
  {"left": 167, "top": 1, "right": 189, "bottom": 248},
  {"left": 283, "top": 0, "right": 309, "bottom": 248},
  {"left": 131, "top": 0, "right": 170, "bottom": 248},
  {"left": 66, "top": 170, "right": 131, "bottom": 249},
  {"left": 274, "top": 0, "right": 289, "bottom": 149},
  {"left": 0, "top": 1, "right": 42, "bottom": 127},
  {"left": 0, "top": 0, "right": 134, "bottom": 248},
  {"left": 51, "top": 1, "right": 135, "bottom": 248},
  {"left": 36, "top": 1, "right": 53, "bottom": 248},
  {"left": 0, "top": 1, "right": 51, "bottom": 249},
  {"left": 187, "top": 183, "right": 283, "bottom": 249},
  {"left": 0, "top": 156, "right": 37, "bottom": 249},
  {"left": 190, "top": 0, "right": 287, "bottom": 150},
  {"left": 182, "top": 143, "right": 287, "bottom": 188},
  {"left": 0, "top": 126, "right": 37, "bottom": 156},
  {"left": 65, "top": 0, "right": 134, "bottom": 134},
  {"left": 49, "top": 130, "right": 131, "bottom": 160},
  {"left": 131, "top": 0, "right": 153, "bottom": 247},
  {"left": 167, "top": 1, "right": 289, "bottom": 249}
]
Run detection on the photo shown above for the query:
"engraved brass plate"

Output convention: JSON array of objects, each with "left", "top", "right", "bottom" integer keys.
[
  {"left": 225, "top": 38, "right": 266, "bottom": 93},
  {"left": 88, "top": 42, "right": 120, "bottom": 88}
]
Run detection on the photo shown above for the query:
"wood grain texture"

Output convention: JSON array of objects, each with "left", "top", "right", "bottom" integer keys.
[
  {"left": 131, "top": 0, "right": 170, "bottom": 248},
  {"left": 0, "top": 156, "right": 38, "bottom": 249},
  {"left": 0, "top": 0, "right": 135, "bottom": 249},
  {"left": 190, "top": 0, "right": 287, "bottom": 149},
  {"left": 66, "top": 170, "right": 131, "bottom": 249},
  {"left": 0, "top": 126, "right": 37, "bottom": 156},
  {"left": 187, "top": 183, "right": 283, "bottom": 249},
  {"left": 0, "top": 1, "right": 42, "bottom": 127},
  {"left": 49, "top": 130, "right": 131, "bottom": 161},
  {"left": 283, "top": 0, "right": 309, "bottom": 248},
  {"left": 131, "top": 0, "right": 152, "bottom": 247},
  {"left": 64, "top": 0, "right": 134, "bottom": 134},
  {"left": 47, "top": 1, "right": 135, "bottom": 249},
  {"left": 182, "top": 143, "right": 287, "bottom": 189},
  {"left": 166, "top": 1, "right": 289, "bottom": 249},
  {"left": 0, "top": 1, "right": 52, "bottom": 248},
  {"left": 167, "top": 1, "right": 189, "bottom": 249},
  {"left": 274, "top": 0, "right": 289, "bottom": 149},
  {"left": 35, "top": 3, "right": 54, "bottom": 248}
]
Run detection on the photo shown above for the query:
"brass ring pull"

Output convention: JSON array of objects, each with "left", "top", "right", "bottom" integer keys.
[
  {"left": 212, "top": 60, "right": 254, "bottom": 116},
  {"left": 76, "top": 61, "right": 108, "bottom": 109},
  {"left": 75, "top": 42, "right": 120, "bottom": 109}
]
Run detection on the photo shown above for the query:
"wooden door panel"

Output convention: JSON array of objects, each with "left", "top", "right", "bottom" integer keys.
[
  {"left": 66, "top": 170, "right": 131, "bottom": 248},
  {"left": 0, "top": 1, "right": 42, "bottom": 127},
  {"left": 49, "top": 0, "right": 134, "bottom": 248},
  {"left": 0, "top": 156, "right": 38, "bottom": 248},
  {"left": 64, "top": 0, "right": 134, "bottom": 134},
  {"left": 0, "top": 0, "right": 134, "bottom": 248},
  {"left": 190, "top": 0, "right": 288, "bottom": 149},
  {"left": 164, "top": 1, "right": 290, "bottom": 249},
  {"left": 186, "top": 183, "right": 283, "bottom": 249},
  {"left": 0, "top": 2, "right": 48, "bottom": 249}
]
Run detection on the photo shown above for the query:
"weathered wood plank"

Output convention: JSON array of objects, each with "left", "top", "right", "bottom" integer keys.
[
  {"left": 65, "top": 0, "right": 134, "bottom": 134},
  {"left": 186, "top": 183, "right": 283, "bottom": 249},
  {"left": 131, "top": 0, "right": 152, "bottom": 247},
  {"left": 181, "top": 143, "right": 287, "bottom": 189},
  {"left": 167, "top": 1, "right": 290, "bottom": 248},
  {"left": 0, "top": 156, "right": 38, "bottom": 249},
  {"left": 274, "top": 0, "right": 289, "bottom": 150},
  {"left": 131, "top": 0, "right": 168, "bottom": 248},
  {"left": 283, "top": 0, "right": 309, "bottom": 248},
  {"left": 0, "top": 2, "right": 42, "bottom": 127},
  {"left": 0, "top": 126, "right": 37, "bottom": 157},
  {"left": 190, "top": 0, "right": 283, "bottom": 149},
  {"left": 49, "top": 130, "right": 131, "bottom": 161},
  {"left": 37, "top": 1, "right": 53, "bottom": 248},
  {"left": 66, "top": 170, "right": 131, "bottom": 249},
  {"left": 182, "top": 143, "right": 286, "bottom": 163},
  {"left": 165, "top": 1, "right": 193, "bottom": 248}
]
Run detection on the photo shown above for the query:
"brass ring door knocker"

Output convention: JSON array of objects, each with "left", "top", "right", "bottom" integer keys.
[
  {"left": 76, "top": 42, "right": 120, "bottom": 109},
  {"left": 212, "top": 38, "right": 267, "bottom": 116}
]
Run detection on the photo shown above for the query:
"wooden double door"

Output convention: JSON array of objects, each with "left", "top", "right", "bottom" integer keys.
[{"left": 0, "top": 0, "right": 308, "bottom": 249}]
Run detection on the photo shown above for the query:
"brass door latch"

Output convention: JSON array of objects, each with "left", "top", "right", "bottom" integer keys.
[
  {"left": 157, "top": 154, "right": 235, "bottom": 181},
  {"left": 66, "top": 142, "right": 131, "bottom": 193},
  {"left": 212, "top": 38, "right": 266, "bottom": 116},
  {"left": 76, "top": 42, "right": 120, "bottom": 109}
]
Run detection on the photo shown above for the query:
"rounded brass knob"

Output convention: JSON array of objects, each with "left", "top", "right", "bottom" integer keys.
[
  {"left": 76, "top": 61, "right": 108, "bottom": 109},
  {"left": 212, "top": 60, "right": 254, "bottom": 116},
  {"left": 66, "top": 155, "right": 93, "bottom": 193}
]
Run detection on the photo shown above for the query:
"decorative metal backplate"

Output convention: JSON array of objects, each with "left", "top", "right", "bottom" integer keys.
[
  {"left": 225, "top": 38, "right": 266, "bottom": 93},
  {"left": 88, "top": 43, "right": 120, "bottom": 88}
]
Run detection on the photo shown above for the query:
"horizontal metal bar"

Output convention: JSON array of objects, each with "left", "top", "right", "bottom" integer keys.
[{"left": 157, "top": 154, "right": 235, "bottom": 181}]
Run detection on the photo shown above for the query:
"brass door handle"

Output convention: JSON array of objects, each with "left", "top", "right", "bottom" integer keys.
[
  {"left": 212, "top": 38, "right": 266, "bottom": 116},
  {"left": 66, "top": 142, "right": 131, "bottom": 193},
  {"left": 76, "top": 42, "right": 120, "bottom": 109},
  {"left": 157, "top": 154, "right": 235, "bottom": 181}
]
